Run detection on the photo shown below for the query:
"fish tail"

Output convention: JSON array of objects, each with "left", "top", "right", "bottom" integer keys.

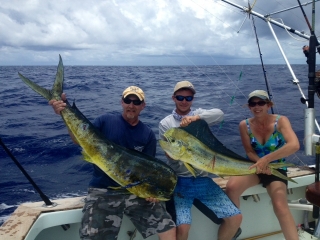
[
  {"left": 271, "top": 169, "right": 297, "bottom": 183},
  {"left": 18, "top": 55, "right": 64, "bottom": 101}
]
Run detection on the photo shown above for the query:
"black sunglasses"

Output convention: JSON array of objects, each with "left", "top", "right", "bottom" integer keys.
[
  {"left": 123, "top": 98, "right": 143, "bottom": 105},
  {"left": 248, "top": 101, "right": 267, "bottom": 107},
  {"left": 175, "top": 95, "right": 194, "bottom": 102}
]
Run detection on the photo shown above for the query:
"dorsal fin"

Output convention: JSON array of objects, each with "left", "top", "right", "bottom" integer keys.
[{"left": 180, "top": 119, "right": 248, "bottom": 161}]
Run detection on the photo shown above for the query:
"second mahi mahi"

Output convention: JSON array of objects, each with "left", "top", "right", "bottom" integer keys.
[{"left": 159, "top": 119, "right": 296, "bottom": 183}]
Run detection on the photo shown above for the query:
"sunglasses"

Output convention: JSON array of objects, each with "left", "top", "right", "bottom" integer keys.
[
  {"left": 248, "top": 101, "right": 267, "bottom": 107},
  {"left": 175, "top": 95, "right": 194, "bottom": 102},
  {"left": 123, "top": 98, "right": 143, "bottom": 105}
]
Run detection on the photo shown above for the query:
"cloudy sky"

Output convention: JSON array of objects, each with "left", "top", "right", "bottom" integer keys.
[{"left": 1, "top": 0, "right": 319, "bottom": 66}]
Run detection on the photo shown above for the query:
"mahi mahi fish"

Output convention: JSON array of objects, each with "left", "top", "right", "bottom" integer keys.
[
  {"left": 18, "top": 55, "right": 177, "bottom": 201},
  {"left": 159, "top": 119, "right": 297, "bottom": 183}
]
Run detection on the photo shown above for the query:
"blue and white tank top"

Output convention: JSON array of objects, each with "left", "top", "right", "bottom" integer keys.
[{"left": 246, "top": 115, "right": 286, "bottom": 163}]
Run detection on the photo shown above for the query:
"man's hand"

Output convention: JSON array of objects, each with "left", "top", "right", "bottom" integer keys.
[
  {"left": 180, "top": 115, "right": 200, "bottom": 127},
  {"left": 49, "top": 93, "right": 67, "bottom": 115}
]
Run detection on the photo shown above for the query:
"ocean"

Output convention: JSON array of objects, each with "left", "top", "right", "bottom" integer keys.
[{"left": 0, "top": 64, "right": 318, "bottom": 225}]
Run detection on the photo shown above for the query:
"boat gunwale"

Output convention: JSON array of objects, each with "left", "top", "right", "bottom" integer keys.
[{"left": 0, "top": 166, "right": 315, "bottom": 240}]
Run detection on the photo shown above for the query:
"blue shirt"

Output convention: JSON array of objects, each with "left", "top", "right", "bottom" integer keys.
[{"left": 88, "top": 113, "right": 157, "bottom": 189}]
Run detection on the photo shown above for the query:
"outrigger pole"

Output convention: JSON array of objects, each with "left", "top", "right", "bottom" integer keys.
[
  {"left": 268, "top": 0, "right": 320, "bottom": 18},
  {"left": 221, "top": 0, "right": 314, "bottom": 40},
  {"left": 221, "top": 0, "right": 320, "bottom": 133}
]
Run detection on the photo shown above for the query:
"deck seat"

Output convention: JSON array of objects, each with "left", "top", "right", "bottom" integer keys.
[{"left": 306, "top": 182, "right": 320, "bottom": 207}]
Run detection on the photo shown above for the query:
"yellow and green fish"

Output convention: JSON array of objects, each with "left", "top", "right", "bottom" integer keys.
[
  {"left": 159, "top": 120, "right": 296, "bottom": 183},
  {"left": 18, "top": 55, "right": 177, "bottom": 201}
]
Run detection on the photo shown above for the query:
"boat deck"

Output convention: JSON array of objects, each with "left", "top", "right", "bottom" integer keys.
[
  {"left": 0, "top": 197, "right": 85, "bottom": 240},
  {"left": 241, "top": 230, "right": 317, "bottom": 240},
  {"left": 0, "top": 166, "right": 317, "bottom": 240}
]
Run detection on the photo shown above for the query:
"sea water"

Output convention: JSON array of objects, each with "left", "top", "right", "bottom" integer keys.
[{"left": 0, "top": 64, "right": 318, "bottom": 225}]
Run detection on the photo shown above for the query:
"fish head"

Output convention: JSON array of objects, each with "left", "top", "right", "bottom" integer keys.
[
  {"left": 159, "top": 128, "right": 189, "bottom": 160},
  {"left": 142, "top": 183, "right": 175, "bottom": 201},
  {"left": 159, "top": 140, "right": 187, "bottom": 160},
  {"left": 131, "top": 173, "right": 177, "bottom": 201}
]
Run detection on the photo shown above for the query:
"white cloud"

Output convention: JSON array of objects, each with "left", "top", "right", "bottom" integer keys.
[{"left": 0, "top": 0, "right": 319, "bottom": 65}]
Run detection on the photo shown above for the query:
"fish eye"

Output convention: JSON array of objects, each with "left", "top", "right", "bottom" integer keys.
[{"left": 157, "top": 191, "right": 163, "bottom": 195}]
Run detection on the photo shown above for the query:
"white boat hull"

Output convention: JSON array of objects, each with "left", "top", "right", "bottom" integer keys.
[{"left": 1, "top": 167, "right": 319, "bottom": 240}]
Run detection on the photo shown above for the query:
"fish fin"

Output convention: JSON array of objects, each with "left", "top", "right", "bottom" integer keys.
[
  {"left": 217, "top": 175, "right": 226, "bottom": 179},
  {"left": 108, "top": 181, "right": 142, "bottom": 190},
  {"left": 271, "top": 169, "right": 297, "bottom": 184},
  {"left": 82, "top": 151, "right": 93, "bottom": 163},
  {"left": 122, "top": 181, "right": 143, "bottom": 189},
  {"left": 108, "top": 186, "right": 124, "bottom": 190},
  {"left": 184, "top": 163, "right": 197, "bottom": 177},
  {"left": 268, "top": 162, "right": 295, "bottom": 169},
  {"left": 18, "top": 55, "right": 64, "bottom": 101},
  {"left": 181, "top": 120, "right": 248, "bottom": 161}
]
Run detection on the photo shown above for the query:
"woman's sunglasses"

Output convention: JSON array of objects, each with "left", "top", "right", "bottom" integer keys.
[
  {"left": 175, "top": 95, "right": 194, "bottom": 102},
  {"left": 248, "top": 101, "right": 267, "bottom": 107},
  {"left": 123, "top": 98, "right": 143, "bottom": 105}
]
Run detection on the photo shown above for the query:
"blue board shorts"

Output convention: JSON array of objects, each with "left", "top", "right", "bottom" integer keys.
[{"left": 174, "top": 177, "right": 241, "bottom": 226}]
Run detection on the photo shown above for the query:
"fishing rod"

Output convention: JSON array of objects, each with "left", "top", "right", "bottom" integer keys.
[
  {"left": 297, "top": 0, "right": 320, "bottom": 55},
  {"left": 301, "top": 0, "right": 320, "bottom": 221},
  {"left": 251, "top": 16, "right": 274, "bottom": 114},
  {"left": 222, "top": 0, "right": 320, "bottom": 133},
  {"left": 0, "top": 136, "right": 72, "bottom": 231},
  {"left": 0, "top": 137, "right": 54, "bottom": 207},
  {"left": 308, "top": 0, "right": 320, "bottom": 219}
]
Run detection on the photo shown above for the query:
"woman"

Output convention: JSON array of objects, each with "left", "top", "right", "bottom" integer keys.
[{"left": 226, "top": 90, "right": 300, "bottom": 240}]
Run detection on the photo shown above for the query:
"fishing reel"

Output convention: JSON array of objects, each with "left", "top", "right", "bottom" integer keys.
[
  {"left": 315, "top": 70, "right": 320, "bottom": 99},
  {"left": 300, "top": 70, "right": 320, "bottom": 104}
]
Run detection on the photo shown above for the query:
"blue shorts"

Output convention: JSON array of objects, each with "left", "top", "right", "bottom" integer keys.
[{"left": 174, "top": 177, "right": 241, "bottom": 226}]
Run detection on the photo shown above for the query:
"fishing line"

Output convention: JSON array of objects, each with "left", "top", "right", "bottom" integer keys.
[
  {"left": 164, "top": 53, "right": 249, "bottom": 136},
  {"left": 244, "top": 4, "right": 313, "bottom": 166},
  {"left": 160, "top": 0, "right": 276, "bottom": 140},
  {"left": 163, "top": 1, "right": 255, "bottom": 122},
  {"left": 182, "top": 53, "right": 248, "bottom": 107},
  {"left": 167, "top": 1, "right": 313, "bottom": 168},
  {"left": 269, "top": 0, "right": 319, "bottom": 16},
  {"left": 275, "top": 18, "right": 310, "bottom": 43},
  {"left": 251, "top": 16, "right": 275, "bottom": 114}
]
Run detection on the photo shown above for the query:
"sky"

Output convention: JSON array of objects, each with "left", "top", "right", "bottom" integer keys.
[{"left": 1, "top": 0, "right": 320, "bottom": 66}]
